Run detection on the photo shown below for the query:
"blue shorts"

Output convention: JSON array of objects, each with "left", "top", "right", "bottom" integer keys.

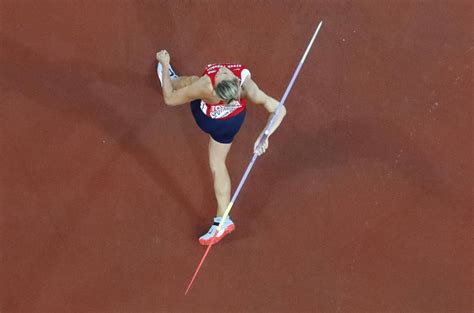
[{"left": 190, "top": 100, "right": 246, "bottom": 144}]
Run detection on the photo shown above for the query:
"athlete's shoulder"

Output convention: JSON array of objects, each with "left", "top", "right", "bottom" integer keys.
[
  {"left": 241, "top": 76, "right": 265, "bottom": 103},
  {"left": 196, "top": 75, "right": 214, "bottom": 93}
]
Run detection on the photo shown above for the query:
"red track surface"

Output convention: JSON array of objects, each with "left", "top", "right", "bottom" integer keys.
[{"left": 1, "top": 1, "right": 472, "bottom": 312}]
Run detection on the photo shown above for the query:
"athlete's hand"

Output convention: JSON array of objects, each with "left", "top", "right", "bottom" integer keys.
[
  {"left": 156, "top": 50, "right": 170, "bottom": 65},
  {"left": 254, "top": 133, "right": 269, "bottom": 156}
]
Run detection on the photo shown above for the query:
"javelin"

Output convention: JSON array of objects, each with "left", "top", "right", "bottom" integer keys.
[{"left": 185, "top": 21, "right": 323, "bottom": 295}]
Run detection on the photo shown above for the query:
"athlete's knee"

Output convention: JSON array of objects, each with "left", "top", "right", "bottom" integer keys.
[{"left": 209, "top": 159, "right": 227, "bottom": 176}]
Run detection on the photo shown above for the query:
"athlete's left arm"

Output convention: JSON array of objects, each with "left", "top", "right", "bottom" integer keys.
[{"left": 242, "top": 77, "right": 287, "bottom": 155}]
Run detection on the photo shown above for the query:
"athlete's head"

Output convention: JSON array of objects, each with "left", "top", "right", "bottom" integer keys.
[{"left": 215, "top": 67, "right": 241, "bottom": 104}]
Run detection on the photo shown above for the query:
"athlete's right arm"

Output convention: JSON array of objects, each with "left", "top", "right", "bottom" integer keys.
[
  {"left": 162, "top": 78, "right": 201, "bottom": 106},
  {"left": 156, "top": 50, "right": 207, "bottom": 106},
  {"left": 162, "top": 73, "right": 208, "bottom": 106}
]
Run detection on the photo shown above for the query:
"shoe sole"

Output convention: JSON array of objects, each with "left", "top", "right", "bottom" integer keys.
[{"left": 199, "top": 224, "right": 235, "bottom": 246}]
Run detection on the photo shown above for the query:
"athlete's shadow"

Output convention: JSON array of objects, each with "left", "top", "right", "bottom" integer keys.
[
  {"left": 0, "top": 35, "right": 203, "bottom": 223},
  {"left": 133, "top": 0, "right": 216, "bottom": 232}
]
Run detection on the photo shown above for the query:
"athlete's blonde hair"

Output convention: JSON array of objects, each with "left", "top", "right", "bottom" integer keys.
[{"left": 215, "top": 78, "right": 240, "bottom": 104}]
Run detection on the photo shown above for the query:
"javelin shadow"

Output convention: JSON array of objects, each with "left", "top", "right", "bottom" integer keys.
[{"left": 133, "top": 0, "right": 219, "bottom": 232}]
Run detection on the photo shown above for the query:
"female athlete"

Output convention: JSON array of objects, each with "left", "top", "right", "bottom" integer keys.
[{"left": 156, "top": 49, "right": 286, "bottom": 245}]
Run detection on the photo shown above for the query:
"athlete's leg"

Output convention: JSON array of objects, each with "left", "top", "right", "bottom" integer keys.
[{"left": 208, "top": 137, "right": 232, "bottom": 217}]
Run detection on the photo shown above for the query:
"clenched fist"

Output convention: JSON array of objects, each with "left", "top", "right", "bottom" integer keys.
[
  {"left": 254, "top": 133, "right": 269, "bottom": 156},
  {"left": 156, "top": 50, "right": 170, "bottom": 65}
]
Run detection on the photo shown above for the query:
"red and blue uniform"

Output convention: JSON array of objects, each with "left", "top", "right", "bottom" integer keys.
[{"left": 191, "top": 63, "right": 251, "bottom": 143}]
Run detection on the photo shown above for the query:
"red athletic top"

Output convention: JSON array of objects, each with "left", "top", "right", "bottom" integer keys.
[{"left": 200, "top": 63, "right": 251, "bottom": 119}]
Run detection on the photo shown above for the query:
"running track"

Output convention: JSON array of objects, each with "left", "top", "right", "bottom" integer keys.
[{"left": 0, "top": 1, "right": 471, "bottom": 312}]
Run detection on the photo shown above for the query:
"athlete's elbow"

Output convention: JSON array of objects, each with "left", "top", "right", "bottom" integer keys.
[
  {"left": 164, "top": 96, "right": 178, "bottom": 106},
  {"left": 279, "top": 105, "right": 287, "bottom": 116},
  {"left": 269, "top": 99, "right": 286, "bottom": 116}
]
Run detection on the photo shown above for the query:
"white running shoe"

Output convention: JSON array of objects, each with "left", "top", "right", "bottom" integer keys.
[
  {"left": 157, "top": 63, "right": 179, "bottom": 87},
  {"left": 199, "top": 216, "right": 235, "bottom": 246}
]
